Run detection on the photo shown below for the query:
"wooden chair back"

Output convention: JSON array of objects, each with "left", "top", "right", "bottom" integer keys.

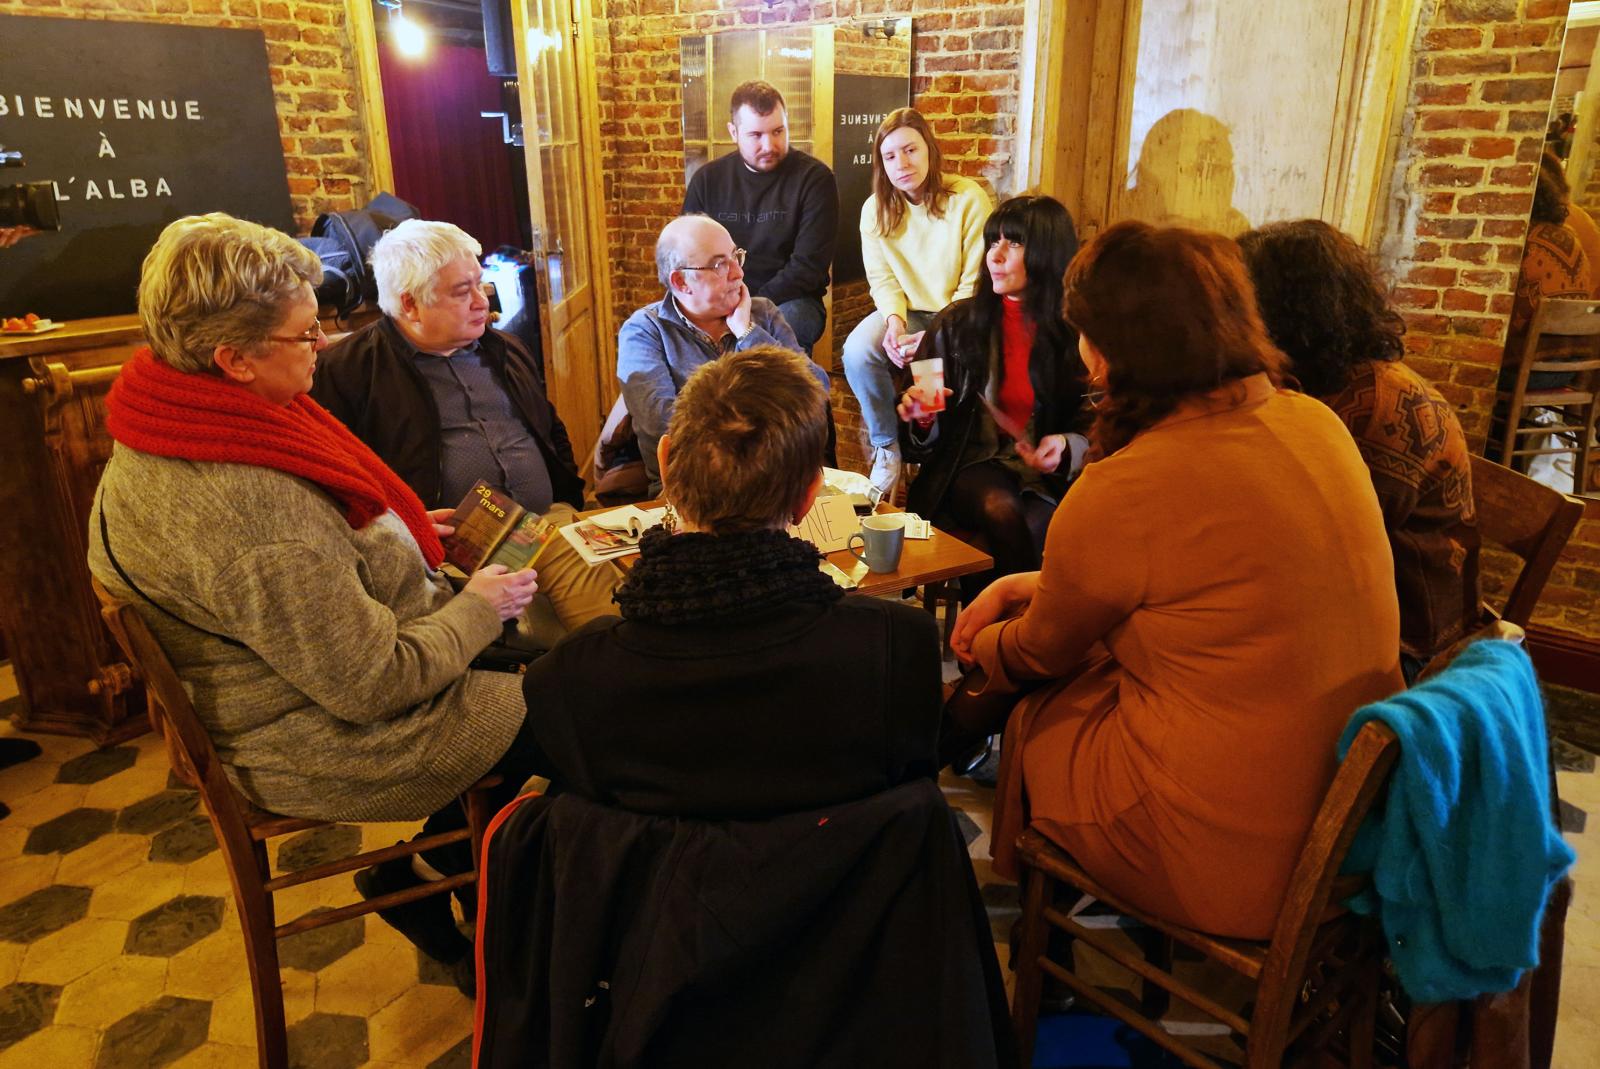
[
  {"left": 1010, "top": 717, "right": 1399, "bottom": 1069},
  {"left": 93, "top": 577, "right": 494, "bottom": 1069},
  {"left": 93, "top": 578, "right": 260, "bottom": 847},
  {"left": 1498, "top": 297, "right": 1600, "bottom": 490},
  {"left": 1469, "top": 454, "right": 1584, "bottom": 627},
  {"left": 1505, "top": 296, "right": 1600, "bottom": 379}
]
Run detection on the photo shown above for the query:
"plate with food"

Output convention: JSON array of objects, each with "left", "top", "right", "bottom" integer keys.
[{"left": 2, "top": 314, "right": 63, "bottom": 335}]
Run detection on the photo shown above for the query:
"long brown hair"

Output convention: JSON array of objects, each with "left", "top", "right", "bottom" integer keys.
[
  {"left": 871, "top": 108, "right": 951, "bottom": 237},
  {"left": 1063, "top": 220, "right": 1288, "bottom": 457}
]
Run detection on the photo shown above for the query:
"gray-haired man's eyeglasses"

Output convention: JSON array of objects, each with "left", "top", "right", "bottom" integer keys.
[{"left": 679, "top": 248, "right": 746, "bottom": 277}]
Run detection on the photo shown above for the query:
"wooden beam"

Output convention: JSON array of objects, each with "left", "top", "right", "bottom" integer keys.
[{"left": 344, "top": 0, "right": 396, "bottom": 200}]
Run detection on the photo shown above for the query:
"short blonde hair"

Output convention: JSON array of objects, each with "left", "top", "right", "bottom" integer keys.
[
  {"left": 665, "top": 347, "right": 827, "bottom": 533},
  {"left": 370, "top": 219, "right": 482, "bottom": 317},
  {"left": 137, "top": 213, "right": 322, "bottom": 374}
]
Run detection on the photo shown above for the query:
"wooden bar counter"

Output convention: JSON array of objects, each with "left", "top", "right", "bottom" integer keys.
[{"left": 1, "top": 316, "right": 149, "bottom": 742}]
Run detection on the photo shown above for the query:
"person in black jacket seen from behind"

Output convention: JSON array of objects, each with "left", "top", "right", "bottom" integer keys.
[
  {"left": 311, "top": 219, "right": 619, "bottom": 632},
  {"left": 522, "top": 345, "right": 941, "bottom": 817},
  {"left": 896, "top": 194, "right": 1089, "bottom": 595},
  {"left": 683, "top": 79, "right": 839, "bottom": 354}
]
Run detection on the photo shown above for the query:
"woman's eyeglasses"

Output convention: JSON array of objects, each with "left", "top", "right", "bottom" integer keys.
[
  {"left": 267, "top": 326, "right": 328, "bottom": 349},
  {"left": 680, "top": 248, "right": 747, "bottom": 278}
]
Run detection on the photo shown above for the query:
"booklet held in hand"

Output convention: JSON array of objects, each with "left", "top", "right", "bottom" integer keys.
[{"left": 442, "top": 480, "right": 560, "bottom": 573}]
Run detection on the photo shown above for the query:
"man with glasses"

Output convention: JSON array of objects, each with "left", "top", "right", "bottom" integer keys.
[
  {"left": 313, "top": 219, "right": 619, "bottom": 632},
  {"left": 683, "top": 80, "right": 838, "bottom": 354},
  {"left": 619, "top": 214, "right": 827, "bottom": 495}
]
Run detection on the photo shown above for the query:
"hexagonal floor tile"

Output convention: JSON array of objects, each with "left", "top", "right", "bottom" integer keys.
[
  {"left": 149, "top": 816, "right": 218, "bottom": 864},
  {"left": 286, "top": 1011, "right": 368, "bottom": 1069},
  {"left": 52, "top": 955, "right": 167, "bottom": 1030},
  {"left": 94, "top": 995, "right": 211, "bottom": 1069},
  {"left": 56, "top": 834, "right": 150, "bottom": 888},
  {"left": 0, "top": 886, "right": 92, "bottom": 944},
  {"left": 90, "top": 861, "right": 188, "bottom": 922},
  {"left": 277, "top": 909, "right": 364, "bottom": 972},
  {"left": 21, "top": 808, "right": 116, "bottom": 856},
  {"left": 116, "top": 790, "right": 199, "bottom": 836},
  {"left": 274, "top": 824, "right": 362, "bottom": 875},
  {"left": 427, "top": 1033, "right": 472, "bottom": 1069},
  {"left": 18, "top": 917, "right": 128, "bottom": 986},
  {"left": 311, "top": 942, "right": 414, "bottom": 1018},
  {"left": 0, "top": 1023, "right": 97, "bottom": 1068},
  {"left": 55, "top": 746, "right": 138, "bottom": 785},
  {"left": 0, "top": 981, "right": 60, "bottom": 1052},
  {"left": 365, "top": 985, "right": 469, "bottom": 1065},
  {"left": 125, "top": 896, "right": 226, "bottom": 957}
]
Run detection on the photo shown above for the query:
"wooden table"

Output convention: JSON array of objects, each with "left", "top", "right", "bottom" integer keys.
[
  {"left": 593, "top": 502, "right": 993, "bottom": 597},
  {"left": 821, "top": 517, "right": 992, "bottom": 597}
]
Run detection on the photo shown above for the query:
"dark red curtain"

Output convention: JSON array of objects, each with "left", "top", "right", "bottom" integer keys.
[{"left": 378, "top": 40, "right": 524, "bottom": 252}]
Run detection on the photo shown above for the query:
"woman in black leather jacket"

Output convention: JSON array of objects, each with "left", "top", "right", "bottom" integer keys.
[{"left": 897, "top": 194, "right": 1089, "bottom": 591}]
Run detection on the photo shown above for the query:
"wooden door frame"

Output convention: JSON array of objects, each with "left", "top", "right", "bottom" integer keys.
[
  {"left": 344, "top": 0, "right": 395, "bottom": 200},
  {"left": 1016, "top": 0, "right": 1424, "bottom": 247}
]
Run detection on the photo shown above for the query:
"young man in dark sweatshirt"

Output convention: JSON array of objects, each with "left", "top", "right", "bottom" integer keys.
[{"left": 683, "top": 79, "right": 839, "bottom": 353}]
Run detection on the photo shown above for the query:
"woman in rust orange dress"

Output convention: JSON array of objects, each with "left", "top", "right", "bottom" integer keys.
[{"left": 949, "top": 222, "right": 1404, "bottom": 939}]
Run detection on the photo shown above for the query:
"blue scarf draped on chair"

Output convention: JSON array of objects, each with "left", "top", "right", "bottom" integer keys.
[{"left": 1338, "top": 640, "right": 1575, "bottom": 1003}]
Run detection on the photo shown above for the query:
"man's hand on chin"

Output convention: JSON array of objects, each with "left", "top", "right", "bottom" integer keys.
[{"left": 726, "top": 283, "right": 754, "bottom": 339}]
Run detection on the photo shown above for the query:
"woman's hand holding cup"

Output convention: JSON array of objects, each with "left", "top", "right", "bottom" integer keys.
[
  {"left": 897, "top": 384, "right": 953, "bottom": 426},
  {"left": 464, "top": 564, "right": 540, "bottom": 622}
]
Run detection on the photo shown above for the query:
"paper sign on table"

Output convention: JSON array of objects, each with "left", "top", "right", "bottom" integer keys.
[{"left": 787, "top": 494, "right": 859, "bottom": 552}]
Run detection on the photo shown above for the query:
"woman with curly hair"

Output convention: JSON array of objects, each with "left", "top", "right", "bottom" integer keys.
[
  {"left": 946, "top": 221, "right": 1402, "bottom": 939},
  {"left": 1239, "top": 219, "right": 1480, "bottom": 679}
]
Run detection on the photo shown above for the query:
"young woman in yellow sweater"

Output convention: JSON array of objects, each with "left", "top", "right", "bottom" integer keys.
[{"left": 843, "top": 108, "right": 993, "bottom": 497}]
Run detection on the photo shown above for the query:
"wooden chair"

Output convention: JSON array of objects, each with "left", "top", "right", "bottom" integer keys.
[
  {"left": 93, "top": 580, "right": 501, "bottom": 1069},
  {"left": 1494, "top": 296, "right": 1600, "bottom": 494},
  {"left": 1469, "top": 453, "right": 1585, "bottom": 628},
  {"left": 1009, "top": 625, "right": 1528, "bottom": 1068},
  {"left": 1010, "top": 718, "right": 1398, "bottom": 1069}
]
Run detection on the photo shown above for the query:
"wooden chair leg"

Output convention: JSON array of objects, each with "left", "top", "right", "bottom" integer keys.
[
  {"left": 463, "top": 785, "right": 496, "bottom": 871},
  {"left": 1011, "top": 864, "right": 1053, "bottom": 1069},
  {"left": 1135, "top": 927, "right": 1173, "bottom": 1019},
  {"left": 1344, "top": 962, "right": 1378, "bottom": 1069},
  {"left": 234, "top": 837, "right": 288, "bottom": 1069}
]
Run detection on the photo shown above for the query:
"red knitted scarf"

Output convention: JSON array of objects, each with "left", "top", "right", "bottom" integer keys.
[{"left": 105, "top": 348, "right": 445, "bottom": 569}]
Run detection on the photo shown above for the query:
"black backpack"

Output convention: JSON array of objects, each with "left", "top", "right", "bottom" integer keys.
[{"left": 300, "top": 193, "right": 420, "bottom": 316}]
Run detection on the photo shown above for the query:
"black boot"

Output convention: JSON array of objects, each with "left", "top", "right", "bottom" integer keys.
[{"left": 355, "top": 853, "right": 473, "bottom": 972}]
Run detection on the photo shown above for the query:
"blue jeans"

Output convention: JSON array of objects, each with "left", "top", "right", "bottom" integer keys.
[
  {"left": 776, "top": 296, "right": 828, "bottom": 354},
  {"left": 842, "top": 310, "right": 934, "bottom": 449}
]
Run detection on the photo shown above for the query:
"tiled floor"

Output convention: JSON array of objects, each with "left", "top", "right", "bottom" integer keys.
[{"left": 1, "top": 663, "right": 1597, "bottom": 1068}]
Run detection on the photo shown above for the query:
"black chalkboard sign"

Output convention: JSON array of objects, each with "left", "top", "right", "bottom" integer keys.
[
  {"left": 831, "top": 74, "right": 909, "bottom": 284},
  {"left": 0, "top": 15, "right": 294, "bottom": 320}
]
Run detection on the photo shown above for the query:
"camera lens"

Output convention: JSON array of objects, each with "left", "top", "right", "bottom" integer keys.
[{"left": 0, "top": 181, "right": 62, "bottom": 231}]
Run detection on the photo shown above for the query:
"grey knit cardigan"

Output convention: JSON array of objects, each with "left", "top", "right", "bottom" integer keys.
[{"left": 87, "top": 445, "right": 526, "bottom": 822}]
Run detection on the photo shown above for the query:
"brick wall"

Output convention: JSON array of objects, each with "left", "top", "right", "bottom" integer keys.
[
  {"left": 1380, "top": 0, "right": 1600, "bottom": 640},
  {"left": 1380, "top": 0, "right": 1566, "bottom": 445},
  {"left": 597, "top": 0, "right": 1026, "bottom": 475},
  {"left": 3, "top": 0, "right": 371, "bottom": 233}
]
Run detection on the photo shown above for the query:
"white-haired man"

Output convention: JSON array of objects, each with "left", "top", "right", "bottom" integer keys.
[
  {"left": 313, "top": 219, "right": 617, "bottom": 631},
  {"left": 618, "top": 214, "right": 829, "bottom": 494}
]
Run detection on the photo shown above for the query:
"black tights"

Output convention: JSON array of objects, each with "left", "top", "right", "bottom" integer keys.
[
  {"left": 937, "top": 672, "right": 1024, "bottom": 769},
  {"left": 937, "top": 461, "right": 1054, "bottom": 597}
]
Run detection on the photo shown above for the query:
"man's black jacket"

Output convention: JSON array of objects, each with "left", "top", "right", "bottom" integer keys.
[{"left": 309, "top": 317, "right": 585, "bottom": 509}]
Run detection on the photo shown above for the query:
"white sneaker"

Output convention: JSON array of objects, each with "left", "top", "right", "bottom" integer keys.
[{"left": 869, "top": 444, "right": 902, "bottom": 499}]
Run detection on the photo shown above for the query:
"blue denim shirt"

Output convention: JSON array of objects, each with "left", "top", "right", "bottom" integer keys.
[{"left": 616, "top": 293, "right": 829, "bottom": 491}]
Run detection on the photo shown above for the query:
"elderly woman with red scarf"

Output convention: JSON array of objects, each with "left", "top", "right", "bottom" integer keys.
[{"left": 87, "top": 213, "right": 542, "bottom": 982}]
